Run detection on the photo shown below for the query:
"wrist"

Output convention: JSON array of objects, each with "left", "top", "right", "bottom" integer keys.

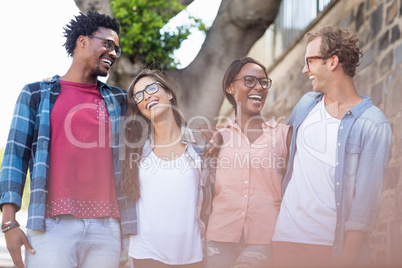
[{"left": 1, "top": 220, "right": 20, "bottom": 233}]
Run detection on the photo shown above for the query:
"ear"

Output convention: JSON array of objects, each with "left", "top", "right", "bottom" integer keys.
[
  {"left": 329, "top": 55, "right": 339, "bottom": 71},
  {"left": 168, "top": 94, "right": 173, "bottom": 100},
  {"left": 226, "top": 84, "right": 234, "bottom": 95},
  {"left": 77, "top": 35, "right": 87, "bottom": 49}
]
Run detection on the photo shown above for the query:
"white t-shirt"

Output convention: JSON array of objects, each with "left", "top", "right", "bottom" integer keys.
[
  {"left": 129, "top": 151, "right": 203, "bottom": 264},
  {"left": 273, "top": 98, "right": 340, "bottom": 245}
]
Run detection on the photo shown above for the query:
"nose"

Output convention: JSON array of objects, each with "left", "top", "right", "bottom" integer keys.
[
  {"left": 143, "top": 91, "right": 152, "bottom": 100},
  {"left": 254, "top": 80, "right": 264, "bottom": 90},
  {"left": 109, "top": 49, "right": 117, "bottom": 58},
  {"left": 302, "top": 65, "right": 309, "bottom": 74}
]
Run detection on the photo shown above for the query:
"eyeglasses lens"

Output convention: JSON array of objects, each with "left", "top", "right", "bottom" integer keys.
[
  {"left": 244, "top": 77, "right": 257, "bottom": 87},
  {"left": 105, "top": 40, "right": 122, "bottom": 57}
]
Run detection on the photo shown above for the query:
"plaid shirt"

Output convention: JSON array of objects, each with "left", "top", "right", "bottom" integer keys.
[{"left": 0, "top": 75, "right": 128, "bottom": 231}]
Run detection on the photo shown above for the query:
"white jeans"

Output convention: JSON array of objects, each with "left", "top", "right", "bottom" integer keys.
[{"left": 25, "top": 215, "right": 121, "bottom": 268}]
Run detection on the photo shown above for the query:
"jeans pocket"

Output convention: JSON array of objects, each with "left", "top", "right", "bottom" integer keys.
[
  {"left": 107, "top": 219, "right": 122, "bottom": 242},
  {"left": 26, "top": 218, "right": 56, "bottom": 237}
]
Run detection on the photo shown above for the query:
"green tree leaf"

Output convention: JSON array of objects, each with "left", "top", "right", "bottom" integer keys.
[{"left": 110, "top": 0, "right": 204, "bottom": 68}]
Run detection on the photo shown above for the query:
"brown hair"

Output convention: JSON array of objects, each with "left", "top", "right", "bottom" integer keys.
[
  {"left": 222, "top": 57, "right": 268, "bottom": 114},
  {"left": 120, "top": 69, "right": 183, "bottom": 199},
  {"left": 305, "top": 26, "right": 362, "bottom": 77}
]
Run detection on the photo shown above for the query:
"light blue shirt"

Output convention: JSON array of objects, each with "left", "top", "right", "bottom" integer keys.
[{"left": 283, "top": 92, "right": 392, "bottom": 260}]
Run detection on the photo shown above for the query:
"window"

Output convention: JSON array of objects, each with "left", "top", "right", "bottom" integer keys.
[{"left": 266, "top": 0, "right": 335, "bottom": 66}]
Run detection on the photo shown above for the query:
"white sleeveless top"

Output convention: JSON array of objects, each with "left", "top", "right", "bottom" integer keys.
[
  {"left": 273, "top": 97, "right": 340, "bottom": 245},
  {"left": 129, "top": 151, "right": 203, "bottom": 264}
]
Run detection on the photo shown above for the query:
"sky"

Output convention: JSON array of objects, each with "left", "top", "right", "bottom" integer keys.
[{"left": 0, "top": 0, "right": 220, "bottom": 148}]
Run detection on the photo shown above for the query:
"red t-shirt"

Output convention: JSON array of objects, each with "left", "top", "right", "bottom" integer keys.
[{"left": 45, "top": 79, "right": 120, "bottom": 218}]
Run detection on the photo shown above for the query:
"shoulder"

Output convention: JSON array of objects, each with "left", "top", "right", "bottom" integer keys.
[
  {"left": 99, "top": 81, "right": 127, "bottom": 96},
  {"left": 184, "top": 128, "right": 208, "bottom": 146},
  {"left": 297, "top": 92, "right": 322, "bottom": 106},
  {"left": 360, "top": 105, "right": 389, "bottom": 126},
  {"left": 25, "top": 75, "right": 59, "bottom": 93}
]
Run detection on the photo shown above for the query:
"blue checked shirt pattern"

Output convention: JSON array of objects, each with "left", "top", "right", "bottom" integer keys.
[
  {"left": 0, "top": 75, "right": 129, "bottom": 232},
  {"left": 283, "top": 92, "right": 392, "bottom": 260}
]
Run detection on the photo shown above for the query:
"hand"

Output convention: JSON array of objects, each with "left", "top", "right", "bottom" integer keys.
[
  {"left": 330, "top": 231, "right": 367, "bottom": 268},
  {"left": 201, "top": 127, "right": 223, "bottom": 159},
  {"left": 5, "top": 227, "right": 35, "bottom": 268}
]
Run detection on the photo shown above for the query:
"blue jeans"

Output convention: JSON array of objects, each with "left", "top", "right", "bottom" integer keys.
[
  {"left": 25, "top": 215, "right": 121, "bottom": 268},
  {"left": 206, "top": 240, "right": 272, "bottom": 268}
]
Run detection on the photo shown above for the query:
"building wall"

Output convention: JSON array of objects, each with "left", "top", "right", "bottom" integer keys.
[{"left": 245, "top": 0, "right": 402, "bottom": 266}]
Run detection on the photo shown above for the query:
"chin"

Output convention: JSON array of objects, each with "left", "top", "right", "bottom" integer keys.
[
  {"left": 243, "top": 107, "right": 263, "bottom": 117},
  {"left": 98, "top": 72, "right": 109, "bottom": 77},
  {"left": 95, "top": 67, "right": 109, "bottom": 78},
  {"left": 312, "top": 87, "right": 322, "bottom": 93}
]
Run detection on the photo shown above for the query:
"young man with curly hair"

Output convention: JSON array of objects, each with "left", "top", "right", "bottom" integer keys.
[
  {"left": 0, "top": 10, "right": 127, "bottom": 268},
  {"left": 272, "top": 26, "right": 392, "bottom": 267}
]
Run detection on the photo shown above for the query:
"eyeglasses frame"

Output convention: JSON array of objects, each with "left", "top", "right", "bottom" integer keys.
[
  {"left": 233, "top": 75, "right": 272, "bottom": 89},
  {"left": 304, "top": 56, "right": 325, "bottom": 70},
  {"left": 131, "top": 82, "right": 163, "bottom": 104},
  {"left": 89, "top": 35, "right": 122, "bottom": 58}
]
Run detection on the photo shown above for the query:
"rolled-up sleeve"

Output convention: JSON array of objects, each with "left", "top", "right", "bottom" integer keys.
[
  {"left": 0, "top": 87, "right": 35, "bottom": 210},
  {"left": 345, "top": 121, "right": 392, "bottom": 232}
]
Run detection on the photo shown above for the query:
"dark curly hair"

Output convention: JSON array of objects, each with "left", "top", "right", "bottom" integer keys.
[
  {"left": 305, "top": 26, "right": 362, "bottom": 77},
  {"left": 63, "top": 10, "right": 120, "bottom": 57}
]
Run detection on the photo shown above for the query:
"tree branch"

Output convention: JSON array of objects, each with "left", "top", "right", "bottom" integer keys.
[{"left": 170, "top": 0, "right": 282, "bottom": 123}]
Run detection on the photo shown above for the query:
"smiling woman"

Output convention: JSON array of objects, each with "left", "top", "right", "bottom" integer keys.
[
  {"left": 205, "top": 57, "right": 292, "bottom": 268},
  {"left": 120, "top": 69, "right": 212, "bottom": 268}
]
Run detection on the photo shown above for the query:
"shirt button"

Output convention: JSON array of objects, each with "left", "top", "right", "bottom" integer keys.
[
  {"left": 340, "top": 126, "right": 343, "bottom": 130},
  {"left": 347, "top": 111, "right": 351, "bottom": 115},
  {"left": 337, "top": 202, "right": 340, "bottom": 206},
  {"left": 245, "top": 181, "right": 248, "bottom": 184},
  {"left": 336, "top": 162, "right": 339, "bottom": 166},
  {"left": 337, "top": 143, "right": 341, "bottom": 146},
  {"left": 336, "top": 182, "right": 340, "bottom": 186},
  {"left": 241, "top": 212, "right": 245, "bottom": 215},
  {"left": 244, "top": 195, "right": 248, "bottom": 198}
]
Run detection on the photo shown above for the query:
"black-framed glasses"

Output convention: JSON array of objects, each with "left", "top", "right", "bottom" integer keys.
[
  {"left": 89, "top": 35, "right": 122, "bottom": 58},
  {"left": 304, "top": 56, "right": 324, "bottom": 69},
  {"left": 131, "top": 82, "right": 162, "bottom": 104},
  {"left": 234, "top": 76, "right": 272, "bottom": 89}
]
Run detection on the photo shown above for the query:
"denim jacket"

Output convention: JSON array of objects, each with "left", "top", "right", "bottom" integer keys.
[
  {"left": 118, "top": 127, "right": 213, "bottom": 251},
  {"left": 284, "top": 92, "right": 392, "bottom": 259}
]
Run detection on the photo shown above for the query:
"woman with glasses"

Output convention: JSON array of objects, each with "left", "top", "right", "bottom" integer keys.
[
  {"left": 205, "top": 57, "right": 292, "bottom": 268},
  {"left": 120, "top": 69, "right": 213, "bottom": 268}
]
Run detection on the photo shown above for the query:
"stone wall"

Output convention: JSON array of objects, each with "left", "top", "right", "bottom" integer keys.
[{"left": 238, "top": 0, "right": 402, "bottom": 266}]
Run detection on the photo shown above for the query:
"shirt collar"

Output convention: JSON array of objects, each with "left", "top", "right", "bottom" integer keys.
[
  {"left": 226, "top": 118, "right": 279, "bottom": 130},
  {"left": 317, "top": 93, "right": 373, "bottom": 119},
  {"left": 348, "top": 95, "right": 373, "bottom": 118}
]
